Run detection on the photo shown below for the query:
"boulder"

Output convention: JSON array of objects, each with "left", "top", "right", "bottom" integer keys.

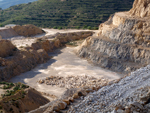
[{"left": 58, "top": 101, "right": 67, "bottom": 110}]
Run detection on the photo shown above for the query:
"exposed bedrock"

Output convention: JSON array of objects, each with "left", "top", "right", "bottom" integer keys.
[
  {"left": 129, "top": 0, "right": 150, "bottom": 18},
  {"left": 0, "top": 28, "right": 18, "bottom": 39},
  {"left": 31, "top": 31, "right": 94, "bottom": 52},
  {"left": 77, "top": 0, "right": 150, "bottom": 73},
  {"left": 0, "top": 24, "right": 45, "bottom": 39},
  {"left": 0, "top": 31, "right": 94, "bottom": 81},
  {"left": 12, "top": 24, "right": 45, "bottom": 37}
]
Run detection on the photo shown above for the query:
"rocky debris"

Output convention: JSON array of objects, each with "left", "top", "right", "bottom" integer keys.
[
  {"left": 29, "top": 75, "right": 110, "bottom": 113},
  {"left": 0, "top": 40, "right": 16, "bottom": 58},
  {"left": 41, "top": 92, "right": 57, "bottom": 99},
  {"left": 38, "top": 75, "right": 109, "bottom": 89},
  {"left": 68, "top": 64, "right": 150, "bottom": 113},
  {"left": 13, "top": 24, "right": 45, "bottom": 37},
  {"left": 77, "top": 0, "right": 150, "bottom": 73}
]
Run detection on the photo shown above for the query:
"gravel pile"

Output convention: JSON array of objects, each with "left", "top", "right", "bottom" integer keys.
[
  {"left": 68, "top": 65, "right": 150, "bottom": 113},
  {"left": 38, "top": 75, "right": 109, "bottom": 89}
]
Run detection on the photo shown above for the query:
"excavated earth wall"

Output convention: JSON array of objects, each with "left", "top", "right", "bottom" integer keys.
[
  {"left": 77, "top": 1, "right": 150, "bottom": 73},
  {"left": 0, "top": 31, "right": 94, "bottom": 81}
]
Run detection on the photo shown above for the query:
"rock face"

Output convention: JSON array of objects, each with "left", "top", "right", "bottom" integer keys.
[
  {"left": 0, "top": 40, "right": 16, "bottom": 58},
  {"left": 129, "top": 0, "right": 150, "bottom": 17},
  {"left": 77, "top": 0, "right": 150, "bottom": 73},
  {"left": 31, "top": 31, "right": 94, "bottom": 52},
  {"left": 13, "top": 24, "right": 45, "bottom": 37},
  {"left": 0, "top": 48, "right": 50, "bottom": 81},
  {"left": 0, "top": 31, "right": 93, "bottom": 81},
  {"left": 0, "top": 28, "right": 18, "bottom": 39},
  {"left": 68, "top": 64, "right": 150, "bottom": 113}
]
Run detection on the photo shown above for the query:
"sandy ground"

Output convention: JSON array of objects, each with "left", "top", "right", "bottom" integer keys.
[
  {"left": 42, "top": 28, "right": 98, "bottom": 36},
  {"left": 10, "top": 46, "right": 123, "bottom": 99}
]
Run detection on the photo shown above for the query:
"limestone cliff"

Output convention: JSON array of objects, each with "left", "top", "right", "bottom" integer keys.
[
  {"left": 77, "top": 0, "right": 150, "bottom": 73},
  {"left": 129, "top": 0, "right": 150, "bottom": 18}
]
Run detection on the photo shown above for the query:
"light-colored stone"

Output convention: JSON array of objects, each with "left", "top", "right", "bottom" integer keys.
[
  {"left": 58, "top": 101, "right": 67, "bottom": 110},
  {"left": 13, "top": 24, "right": 45, "bottom": 37}
]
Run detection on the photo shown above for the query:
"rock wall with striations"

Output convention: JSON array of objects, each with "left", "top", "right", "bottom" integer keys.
[{"left": 77, "top": 0, "right": 150, "bottom": 73}]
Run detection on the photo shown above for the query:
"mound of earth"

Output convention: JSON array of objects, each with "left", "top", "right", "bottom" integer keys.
[
  {"left": 0, "top": 82, "right": 49, "bottom": 113},
  {"left": 12, "top": 24, "right": 45, "bottom": 37}
]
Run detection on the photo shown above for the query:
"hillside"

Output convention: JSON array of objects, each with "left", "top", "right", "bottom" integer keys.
[
  {"left": 0, "top": 0, "right": 134, "bottom": 29},
  {"left": 0, "top": 0, "right": 37, "bottom": 9}
]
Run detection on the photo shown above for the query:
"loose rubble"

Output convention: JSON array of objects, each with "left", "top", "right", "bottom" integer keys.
[
  {"left": 38, "top": 75, "right": 109, "bottom": 89},
  {"left": 68, "top": 65, "right": 150, "bottom": 113}
]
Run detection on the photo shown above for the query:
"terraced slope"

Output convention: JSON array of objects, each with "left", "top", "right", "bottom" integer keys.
[
  {"left": 0, "top": 0, "right": 134, "bottom": 28},
  {"left": 77, "top": 0, "right": 150, "bottom": 73}
]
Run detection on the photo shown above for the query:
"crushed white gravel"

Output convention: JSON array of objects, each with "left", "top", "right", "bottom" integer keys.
[{"left": 68, "top": 65, "right": 150, "bottom": 113}]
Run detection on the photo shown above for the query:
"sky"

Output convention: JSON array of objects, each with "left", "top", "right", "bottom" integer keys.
[{"left": 0, "top": 0, "right": 37, "bottom": 9}]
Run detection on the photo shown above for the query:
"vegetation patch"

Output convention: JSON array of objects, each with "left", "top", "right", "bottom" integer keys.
[
  {"left": 0, "top": 0, "right": 134, "bottom": 28},
  {"left": 66, "top": 41, "right": 78, "bottom": 46},
  {"left": 0, "top": 82, "right": 29, "bottom": 99}
]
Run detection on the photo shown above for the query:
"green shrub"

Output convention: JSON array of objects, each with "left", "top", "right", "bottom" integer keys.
[
  {"left": 75, "top": 26, "right": 80, "bottom": 29},
  {"left": 21, "top": 84, "right": 29, "bottom": 89},
  {"left": 66, "top": 41, "right": 77, "bottom": 46},
  {"left": 58, "top": 26, "right": 62, "bottom": 30},
  {"left": 87, "top": 26, "right": 91, "bottom": 30},
  {"left": 2, "top": 82, "right": 15, "bottom": 89},
  {"left": 21, "top": 91, "right": 26, "bottom": 95},
  {"left": 83, "top": 25, "right": 87, "bottom": 29},
  {"left": 92, "top": 27, "right": 98, "bottom": 30},
  {"left": 53, "top": 26, "right": 57, "bottom": 29},
  {"left": 5, "top": 93, "right": 11, "bottom": 96}
]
